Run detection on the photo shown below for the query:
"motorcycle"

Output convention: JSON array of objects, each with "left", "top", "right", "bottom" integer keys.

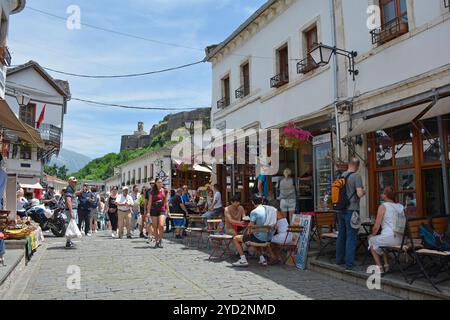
[{"left": 24, "top": 200, "right": 67, "bottom": 237}]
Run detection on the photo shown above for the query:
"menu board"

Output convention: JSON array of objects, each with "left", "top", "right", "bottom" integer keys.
[{"left": 313, "top": 134, "right": 333, "bottom": 210}]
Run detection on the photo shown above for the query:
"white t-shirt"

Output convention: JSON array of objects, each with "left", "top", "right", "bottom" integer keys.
[
  {"left": 213, "top": 191, "right": 222, "bottom": 209},
  {"left": 116, "top": 194, "right": 134, "bottom": 211}
]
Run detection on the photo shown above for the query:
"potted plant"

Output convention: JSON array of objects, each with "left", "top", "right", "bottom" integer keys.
[{"left": 280, "top": 121, "right": 312, "bottom": 149}]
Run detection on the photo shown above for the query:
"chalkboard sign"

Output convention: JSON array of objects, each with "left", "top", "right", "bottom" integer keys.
[{"left": 291, "top": 214, "right": 312, "bottom": 270}]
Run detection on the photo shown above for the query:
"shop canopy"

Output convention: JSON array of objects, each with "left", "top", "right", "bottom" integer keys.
[
  {"left": 0, "top": 99, "right": 45, "bottom": 148},
  {"left": 346, "top": 102, "right": 431, "bottom": 137},
  {"left": 420, "top": 96, "right": 450, "bottom": 120},
  {"left": 20, "top": 182, "right": 44, "bottom": 190}
]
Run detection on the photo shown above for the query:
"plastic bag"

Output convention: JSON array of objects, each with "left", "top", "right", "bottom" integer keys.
[{"left": 65, "top": 219, "right": 82, "bottom": 239}]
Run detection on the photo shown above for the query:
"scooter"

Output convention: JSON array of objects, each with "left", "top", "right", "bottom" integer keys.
[{"left": 24, "top": 200, "right": 67, "bottom": 237}]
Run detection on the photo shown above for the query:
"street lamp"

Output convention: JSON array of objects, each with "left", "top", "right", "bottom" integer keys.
[
  {"left": 309, "top": 43, "right": 359, "bottom": 81},
  {"left": 15, "top": 92, "right": 31, "bottom": 106},
  {"left": 445, "top": 0, "right": 450, "bottom": 9}
]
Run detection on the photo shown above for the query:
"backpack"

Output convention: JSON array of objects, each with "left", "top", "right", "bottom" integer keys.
[
  {"left": 385, "top": 202, "right": 406, "bottom": 237},
  {"left": 91, "top": 192, "right": 99, "bottom": 209},
  {"left": 331, "top": 172, "right": 355, "bottom": 211},
  {"left": 419, "top": 224, "right": 450, "bottom": 251}
]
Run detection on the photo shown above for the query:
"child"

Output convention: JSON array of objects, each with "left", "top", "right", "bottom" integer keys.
[{"left": 269, "top": 209, "right": 293, "bottom": 264}]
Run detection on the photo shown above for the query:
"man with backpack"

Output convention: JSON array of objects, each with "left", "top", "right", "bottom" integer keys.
[{"left": 333, "top": 158, "right": 366, "bottom": 271}]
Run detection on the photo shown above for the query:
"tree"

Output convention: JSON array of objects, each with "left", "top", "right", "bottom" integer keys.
[
  {"left": 57, "top": 165, "right": 69, "bottom": 180},
  {"left": 44, "top": 164, "right": 58, "bottom": 177}
]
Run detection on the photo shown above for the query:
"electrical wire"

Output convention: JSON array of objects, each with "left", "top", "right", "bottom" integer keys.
[
  {"left": 72, "top": 98, "right": 204, "bottom": 111},
  {"left": 26, "top": 6, "right": 304, "bottom": 62},
  {"left": 41, "top": 60, "right": 205, "bottom": 79}
]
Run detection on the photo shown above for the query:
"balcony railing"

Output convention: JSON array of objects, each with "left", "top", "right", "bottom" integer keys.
[
  {"left": 235, "top": 85, "right": 250, "bottom": 99},
  {"left": 297, "top": 56, "right": 318, "bottom": 74},
  {"left": 270, "top": 72, "right": 289, "bottom": 88},
  {"left": 217, "top": 97, "right": 230, "bottom": 109},
  {"left": 38, "top": 124, "right": 62, "bottom": 145},
  {"left": 370, "top": 16, "right": 409, "bottom": 45},
  {"left": 0, "top": 47, "right": 12, "bottom": 67}
]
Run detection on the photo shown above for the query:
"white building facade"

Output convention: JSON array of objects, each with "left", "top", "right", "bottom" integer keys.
[
  {"left": 206, "top": 0, "right": 450, "bottom": 219},
  {"left": 4, "top": 61, "right": 70, "bottom": 198}
]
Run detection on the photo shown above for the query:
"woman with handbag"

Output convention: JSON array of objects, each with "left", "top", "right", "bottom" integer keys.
[
  {"left": 147, "top": 178, "right": 169, "bottom": 248},
  {"left": 105, "top": 187, "right": 119, "bottom": 238}
]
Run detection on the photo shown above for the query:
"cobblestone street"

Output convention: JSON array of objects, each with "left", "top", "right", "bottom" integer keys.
[{"left": 1, "top": 231, "right": 398, "bottom": 300}]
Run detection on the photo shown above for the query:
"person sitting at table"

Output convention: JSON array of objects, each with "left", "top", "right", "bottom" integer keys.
[
  {"left": 368, "top": 186, "right": 404, "bottom": 274},
  {"left": 181, "top": 185, "right": 197, "bottom": 214},
  {"left": 170, "top": 188, "right": 189, "bottom": 239},
  {"left": 202, "top": 184, "right": 223, "bottom": 220},
  {"left": 224, "top": 195, "right": 246, "bottom": 236},
  {"left": 232, "top": 194, "right": 275, "bottom": 267},
  {"left": 268, "top": 203, "right": 293, "bottom": 264}
]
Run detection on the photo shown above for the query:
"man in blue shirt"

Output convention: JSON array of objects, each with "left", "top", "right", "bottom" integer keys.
[
  {"left": 257, "top": 174, "right": 268, "bottom": 199},
  {"left": 78, "top": 183, "right": 94, "bottom": 236},
  {"left": 232, "top": 194, "right": 274, "bottom": 267}
]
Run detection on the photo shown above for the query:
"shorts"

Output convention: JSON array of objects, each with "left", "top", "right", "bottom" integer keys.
[
  {"left": 243, "top": 234, "right": 266, "bottom": 244},
  {"left": 150, "top": 209, "right": 165, "bottom": 217},
  {"left": 280, "top": 198, "right": 296, "bottom": 212},
  {"left": 91, "top": 209, "right": 99, "bottom": 219},
  {"left": 173, "top": 218, "right": 186, "bottom": 228}
]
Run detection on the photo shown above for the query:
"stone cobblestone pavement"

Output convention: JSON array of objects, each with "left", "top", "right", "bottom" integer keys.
[{"left": 0, "top": 231, "right": 398, "bottom": 300}]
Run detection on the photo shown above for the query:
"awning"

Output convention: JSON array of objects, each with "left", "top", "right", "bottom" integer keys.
[
  {"left": 193, "top": 164, "right": 212, "bottom": 173},
  {"left": 421, "top": 96, "right": 450, "bottom": 120},
  {"left": 0, "top": 99, "right": 45, "bottom": 148},
  {"left": 346, "top": 103, "right": 430, "bottom": 137},
  {"left": 20, "top": 183, "right": 43, "bottom": 190}
]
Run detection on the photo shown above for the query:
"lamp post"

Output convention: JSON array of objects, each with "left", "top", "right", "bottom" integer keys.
[
  {"left": 15, "top": 92, "right": 31, "bottom": 106},
  {"left": 309, "top": 43, "right": 359, "bottom": 81}
]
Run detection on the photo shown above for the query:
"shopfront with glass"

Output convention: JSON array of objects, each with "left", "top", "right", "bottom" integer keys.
[{"left": 367, "top": 114, "right": 450, "bottom": 217}]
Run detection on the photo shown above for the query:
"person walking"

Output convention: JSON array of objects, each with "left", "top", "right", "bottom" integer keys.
[
  {"left": 64, "top": 177, "right": 79, "bottom": 248},
  {"left": 147, "top": 178, "right": 169, "bottom": 248},
  {"left": 78, "top": 183, "right": 94, "bottom": 236},
  {"left": 277, "top": 168, "right": 297, "bottom": 223},
  {"left": 138, "top": 186, "right": 147, "bottom": 238},
  {"left": 165, "top": 189, "right": 176, "bottom": 233},
  {"left": 116, "top": 187, "right": 134, "bottom": 239},
  {"left": 130, "top": 185, "right": 140, "bottom": 234},
  {"left": 105, "top": 187, "right": 119, "bottom": 238},
  {"left": 336, "top": 158, "right": 366, "bottom": 271},
  {"left": 90, "top": 187, "right": 101, "bottom": 234}
]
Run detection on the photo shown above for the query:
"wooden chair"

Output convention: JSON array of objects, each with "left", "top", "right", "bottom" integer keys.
[
  {"left": 279, "top": 225, "right": 304, "bottom": 265},
  {"left": 315, "top": 212, "right": 338, "bottom": 260},
  {"left": 169, "top": 213, "right": 186, "bottom": 240},
  {"left": 431, "top": 215, "right": 450, "bottom": 234},
  {"left": 184, "top": 215, "right": 205, "bottom": 248},
  {"left": 243, "top": 225, "right": 275, "bottom": 260},
  {"left": 206, "top": 219, "right": 233, "bottom": 260}
]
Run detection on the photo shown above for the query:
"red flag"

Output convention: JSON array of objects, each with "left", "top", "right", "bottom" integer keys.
[{"left": 36, "top": 104, "right": 46, "bottom": 128}]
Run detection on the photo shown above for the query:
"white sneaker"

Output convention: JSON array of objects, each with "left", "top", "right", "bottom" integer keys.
[
  {"left": 232, "top": 260, "right": 249, "bottom": 267},
  {"left": 259, "top": 259, "right": 268, "bottom": 266},
  {"left": 87, "top": 233, "right": 92, "bottom": 237},
  {"left": 111, "top": 232, "right": 117, "bottom": 238}
]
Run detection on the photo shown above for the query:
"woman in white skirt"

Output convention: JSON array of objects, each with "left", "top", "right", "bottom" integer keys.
[{"left": 368, "top": 186, "right": 403, "bottom": 273}]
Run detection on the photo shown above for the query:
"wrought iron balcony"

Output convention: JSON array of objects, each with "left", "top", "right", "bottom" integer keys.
[
  {"left": 297, "top": 56, "right": 318, "bottom": 74},
  {"left": 370, "top": 16, "right": 408, "bottom": 45},
  {"left": 270, "top": 72, "right": 289, "bottom": 88},
  {"left": 38, "top": 124, "right": 62, "bottom": 145},
  {"left": 0, "top": 46, "right": 12, "bottom": 67},
  {"left": 217, "top": 97, "right": 230, "bottom": 109},
  {"left": 235, "top": 85, "right": 250, "bottom": 99}
]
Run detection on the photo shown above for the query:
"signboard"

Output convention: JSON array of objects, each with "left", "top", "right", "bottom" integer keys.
[{"left": 291, "top": 214, "right": 312, "bottom": 270}]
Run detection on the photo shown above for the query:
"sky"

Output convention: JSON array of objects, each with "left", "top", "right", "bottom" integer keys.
[{"left": 8, "top": 0, "right": 267, "bottom": 159}]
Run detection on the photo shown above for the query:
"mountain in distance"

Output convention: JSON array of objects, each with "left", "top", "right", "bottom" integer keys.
[{"left": 50, "top": 148, "right": 92, "bottom": 174}]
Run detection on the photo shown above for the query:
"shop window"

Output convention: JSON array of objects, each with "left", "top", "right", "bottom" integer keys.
[
  {"left": 20, "top": 145, "right": 32, "bottom": 160},
  {"left": 423, "top": 168, "right": 446, "bottom": 217},
  {"left": 421, "top": 118, "right": 441, "bottom": 163},
  {"left": 375, "top": 130, "right": 393, "bottom": 167},
  {"left": 377, "top": 171, "right": 394, "bottom": 201}
]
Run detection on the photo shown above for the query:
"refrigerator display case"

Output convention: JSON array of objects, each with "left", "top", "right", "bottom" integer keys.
[{"left": 313, "top": 134, "right": 333, "bottom": 210}]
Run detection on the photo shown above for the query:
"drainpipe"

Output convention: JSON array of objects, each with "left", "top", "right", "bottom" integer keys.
[
  {"left": 438, "top": 116, "right": 450, "bottom": 215},
  {"left": 330, "top": 0, "right": 341, "bottom": 162}
]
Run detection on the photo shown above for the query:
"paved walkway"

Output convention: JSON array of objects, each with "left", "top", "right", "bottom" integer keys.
[{"left": 0, "top": 231, "right": 398, "bottom": 300}]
